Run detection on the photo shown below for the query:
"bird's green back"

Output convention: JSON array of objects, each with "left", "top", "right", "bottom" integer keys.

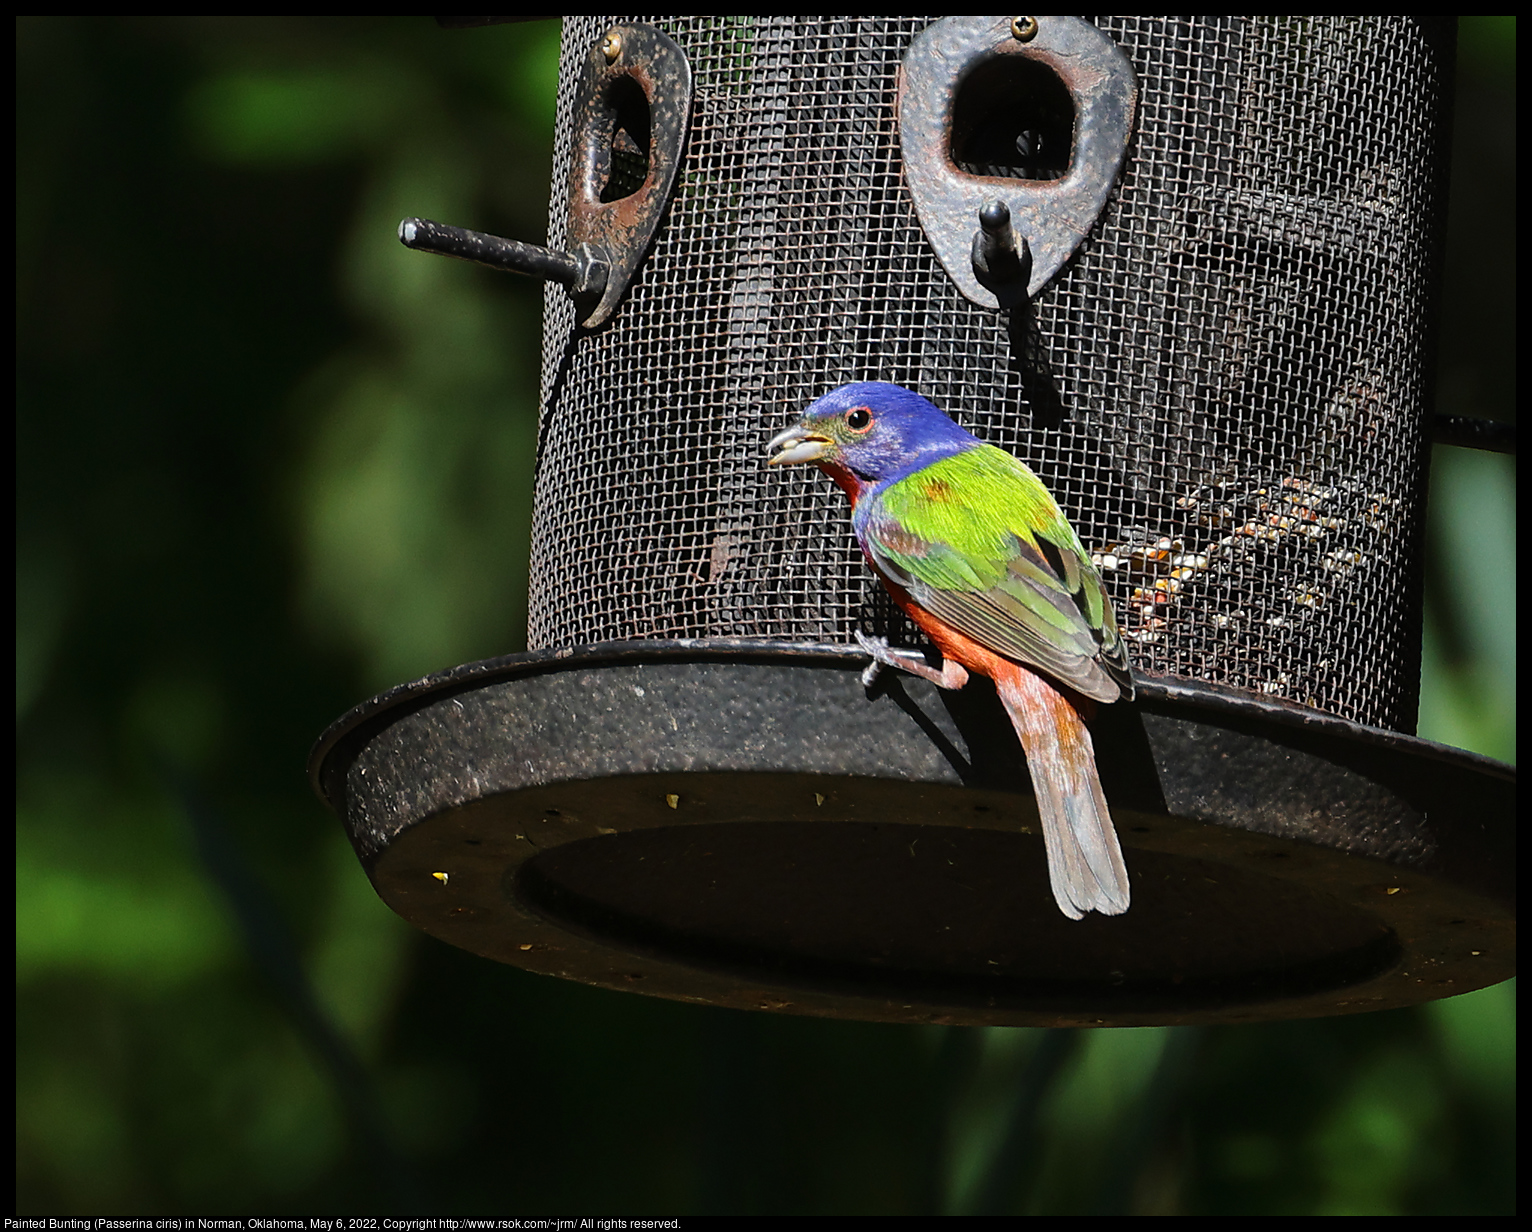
[{"left": 860, "top": 445, "right": 1131, "bottom": 702}]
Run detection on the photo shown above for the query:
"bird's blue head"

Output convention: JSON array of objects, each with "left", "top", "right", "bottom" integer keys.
[{"left": 766, "top": 382, "right": 982, "bottom": 501}]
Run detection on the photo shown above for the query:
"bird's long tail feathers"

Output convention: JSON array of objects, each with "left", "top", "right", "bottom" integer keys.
[{"left": 993, "top": 663, "right": 1130, "bottom": 920}]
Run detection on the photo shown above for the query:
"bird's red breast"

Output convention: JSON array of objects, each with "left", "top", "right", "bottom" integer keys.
[{"left": 813, "top": 458, "right": 871, "bottom": 508}]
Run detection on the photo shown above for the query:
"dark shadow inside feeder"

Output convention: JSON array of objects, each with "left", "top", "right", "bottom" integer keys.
[
  {"left": 599, "top": 73, "right": 651, "bottom": 202},
  {"left": 950, "top": 55, "right": 1074, "bottom": 182}
]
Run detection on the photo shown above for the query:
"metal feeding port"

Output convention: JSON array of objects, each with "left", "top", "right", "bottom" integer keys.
[{"left": 312, "top": 17, "right": 1513, "bottom": 1027}]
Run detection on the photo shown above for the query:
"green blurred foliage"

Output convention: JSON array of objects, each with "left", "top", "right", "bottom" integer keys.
[{"left": 16, "top": 16, "right": 1514, "bottom": 1216}]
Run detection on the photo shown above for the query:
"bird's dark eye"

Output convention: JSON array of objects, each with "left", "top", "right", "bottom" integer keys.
[{"left": 845, "top": 407, "right": 873, "bottom": 433}]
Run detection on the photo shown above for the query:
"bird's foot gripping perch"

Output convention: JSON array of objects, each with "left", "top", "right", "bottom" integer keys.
[{"left": 855, "top": 630, "right": 970, "bottom": 691}]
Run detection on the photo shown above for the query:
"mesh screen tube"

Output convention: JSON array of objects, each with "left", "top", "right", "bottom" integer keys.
[{"left": 529, "top": 17, "right": 1451, "bottom": 734}]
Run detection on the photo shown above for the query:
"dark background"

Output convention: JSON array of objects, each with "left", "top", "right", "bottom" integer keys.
[{"left": 17, "top": 17, "right": 1515, "bottom": 1214}]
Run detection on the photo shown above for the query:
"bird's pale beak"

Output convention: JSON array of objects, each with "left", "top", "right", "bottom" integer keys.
[{"left": 766, "top": 422, "right": 833, "bottom": 466}]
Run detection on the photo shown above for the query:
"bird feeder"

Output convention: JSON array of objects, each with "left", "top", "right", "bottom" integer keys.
[{"left": 311, "top": 16, "right": 1513, "bottom": 1027}]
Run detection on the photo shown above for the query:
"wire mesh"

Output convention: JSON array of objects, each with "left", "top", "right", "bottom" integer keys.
[{"left": 529, "top": 16, "right": 1451, "bottom": 734}]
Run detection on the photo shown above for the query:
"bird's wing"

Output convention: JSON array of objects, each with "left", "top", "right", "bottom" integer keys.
[{"left": 860, "top": 447, "right": 1131, "bottom": 703}]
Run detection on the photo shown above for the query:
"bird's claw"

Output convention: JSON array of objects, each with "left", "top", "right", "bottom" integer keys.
[
  {"left": 854, "top": 629, "right": 969, "bottom": 691},
  {"left": 855, "top": 630, "right": 931, "bottom": 687},
  {"left": 854, "top": 629, "right": 902, "bottom": 656}
]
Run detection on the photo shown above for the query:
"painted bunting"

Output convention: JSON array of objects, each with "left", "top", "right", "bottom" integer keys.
[{"left": 767, "top": 381, "right": 1133, "bottom": 919}]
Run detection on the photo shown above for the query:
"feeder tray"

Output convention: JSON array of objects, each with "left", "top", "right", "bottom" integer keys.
[{"left": 309, "top": 641, "right": 1513, "bottom": 1028}]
